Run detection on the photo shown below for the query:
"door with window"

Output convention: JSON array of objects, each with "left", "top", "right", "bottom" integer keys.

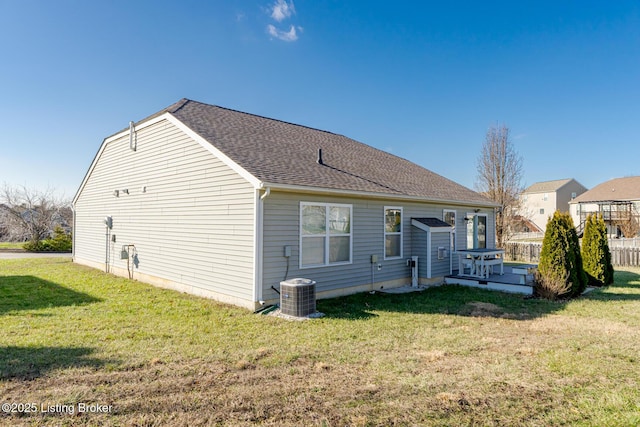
[{"left": 466, "top": 213, "right": 487, "bottom": 249}]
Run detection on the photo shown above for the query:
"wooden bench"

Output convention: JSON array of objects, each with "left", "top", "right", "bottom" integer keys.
[
  {"left": 460, "top": 258, "right": 474, "bottom": 275},
  {"left": 482, "top": 257, "right": 504, "bottom": 278},
  {"left": 511, "top": 264, "right": 537, "bottom": 284}
]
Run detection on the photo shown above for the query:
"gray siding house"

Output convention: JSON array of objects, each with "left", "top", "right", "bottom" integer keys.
[{"left": 73, "top": 99, "right": 497, "bottom": 310}]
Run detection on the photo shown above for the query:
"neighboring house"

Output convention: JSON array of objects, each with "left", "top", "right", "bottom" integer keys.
[
  {"left": 519, "top": 178, "right": 587, "bottom": 232},
  {"left": 73, "top": 99, "right": 498, "bottom": 310},
  {"left": 569, "top": 176, "right": 640, "bottom": 238},
  {"left": 510, "top": 215, "right": 543, "bottom": 234}
]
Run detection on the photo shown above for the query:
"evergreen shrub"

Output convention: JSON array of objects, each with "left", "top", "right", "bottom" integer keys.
[
  {"left": 581, "top": 213, "right": 614, "bottom": 286},
  {"left": 23, "top": 226, "right": 72, "bottom": 252},
  {"left": 536, "top": 211, "right": 587, "bottom": 299}
]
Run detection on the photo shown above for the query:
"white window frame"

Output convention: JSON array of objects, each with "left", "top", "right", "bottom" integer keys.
[
  {"left": 300, "top": 202, "right": 353, "bottom": 268},
  {"left": 443, "top": 209, "right": 457, "bottom": 251},
  {"left": 384, "top": 206, "right": 403, "bottom": 260},
  {"left": 466, "top": 212, "right": 488, "bottom": 249}
]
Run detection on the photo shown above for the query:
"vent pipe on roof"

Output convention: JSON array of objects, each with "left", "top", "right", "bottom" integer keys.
[
  {"left": 317, "top": 148, "right": 323, "bottom": 165},
  {"left": 129, "top": 121, "right": 136, "bottom": 152}
]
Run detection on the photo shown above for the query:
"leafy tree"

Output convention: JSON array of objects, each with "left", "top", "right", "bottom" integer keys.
[
  {"left": 536, "top": 211, "right": 587, "bottom": 299},
  {"left": 581, "top": 213, "right": 614, "bottom": 286},
  {"left": 475, "top": 124, "right": 524, "bottom": 248}
]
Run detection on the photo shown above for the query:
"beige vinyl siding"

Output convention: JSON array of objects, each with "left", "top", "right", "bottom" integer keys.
[
  {"left": 74, "top": 119, "right": 256, "bottom": 305},
  {"left": 261, "top": 191, "right": 493, "bottom": 301}
]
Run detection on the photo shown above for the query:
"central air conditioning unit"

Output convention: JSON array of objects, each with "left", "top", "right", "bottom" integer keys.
[{"left": 280, "top": 278, "right": 316, "bottom": 317}]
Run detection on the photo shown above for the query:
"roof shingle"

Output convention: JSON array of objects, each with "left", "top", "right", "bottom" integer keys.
[
  {"left": 523, "top": 178, "right": 575, "bottom": 194},
  {"left": 571, "top": 176, "right": 640, "bottom": 203},
  {"left": 150, "top": 99, "right": 494, "bottom": 205}
]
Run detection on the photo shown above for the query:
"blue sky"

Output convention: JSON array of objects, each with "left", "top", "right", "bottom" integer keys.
[{"left": 1, "top": 1, "right": 639, "bottom": 199}]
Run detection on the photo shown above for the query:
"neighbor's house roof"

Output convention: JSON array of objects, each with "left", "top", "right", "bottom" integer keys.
[
  {"left": 523, "top": 178, "right": 582, "bottom": 194},
  {"left": 81, "top": 99, "right": 496, "bottom": 207},
  {"left": 571, "top": 176, "right": 640, "bottom": 203}
]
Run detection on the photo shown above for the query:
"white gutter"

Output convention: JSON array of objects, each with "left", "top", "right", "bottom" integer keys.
[{"left": 258, "top": 182, "right": 500, "bottom": 208}]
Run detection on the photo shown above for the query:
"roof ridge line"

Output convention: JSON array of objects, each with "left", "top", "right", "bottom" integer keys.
[{"left": 183, "top": 99, "right": 346, "bottom": 138}]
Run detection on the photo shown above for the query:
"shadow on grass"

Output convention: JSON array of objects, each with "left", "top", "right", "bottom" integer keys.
[
  {"left": 0, "top": 346, "right": 114, "bottom": 380},
  {"left": 0, "top": 275, "right": 101, "bottom": 315},
  {"left": 582, "top": 270, "right": 640, "bottom": 302},
  {"left": 318, "top": 284, "right": 565, "bottom": 320},
  {"left": 319, "top": 269, "right": 640, "bottom": 320}
]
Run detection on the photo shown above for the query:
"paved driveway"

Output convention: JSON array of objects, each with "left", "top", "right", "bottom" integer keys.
[{"left": 0, "top": 252, "right": 72, "bottom": 259}]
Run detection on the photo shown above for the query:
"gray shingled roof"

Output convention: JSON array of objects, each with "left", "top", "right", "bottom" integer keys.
[
  {"left": 147, "top": 99, "right": 493, "bottom": 205},
  {"left": 523, "top": 178, "right": 574, "bottom": 194},
  {"left": 571, "top": 176, "right": 640, "bottom": 203},
  {"left": 412, "top": 217, "right": 453, "bottom": 228}
]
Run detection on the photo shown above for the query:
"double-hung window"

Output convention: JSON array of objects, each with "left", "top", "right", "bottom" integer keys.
[
  {"left": 300, "top": 202, "right": 352, "bottom": 268},
  {"left": 384, "top": 207, "right": 402, "bottom": 259}
]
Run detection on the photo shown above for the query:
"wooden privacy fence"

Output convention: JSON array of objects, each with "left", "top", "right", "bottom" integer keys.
[
  {"left": 504, "top": 242, "right": 542, "bottom": 263},
  {"left": 611, "top": 246, "right": 640, "bottom": 267},
  {"left": 504, "top": 242, "right": 640, "bottom": 267}
]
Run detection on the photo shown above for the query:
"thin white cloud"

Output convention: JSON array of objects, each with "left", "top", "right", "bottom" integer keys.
[
  {"left": 267, "top": 24, "right": 299, "bottom": 42},
  {"left": 270, "top": 0, "right": 295, "bottom": 22}
]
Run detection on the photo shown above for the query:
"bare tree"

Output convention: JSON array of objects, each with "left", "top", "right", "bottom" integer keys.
[
  {"left": 614, "top": 207, "right": 640, "bottom": 238},
  {"left": 0, "top": 184, "right": 70, "bottom": 244},
  {"left": 475, "top": 124, "right": 524, "bottom": 248}
]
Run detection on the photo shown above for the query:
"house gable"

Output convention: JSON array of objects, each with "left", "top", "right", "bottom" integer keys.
[{"left": 73, "top": 117, "right": 258, "bottom": 308}]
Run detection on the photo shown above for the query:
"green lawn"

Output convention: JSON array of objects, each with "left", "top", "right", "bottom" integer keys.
[
  {"left": 0, "top": 242, "right": 24, "bottom": 250},
  {"left": 1, "top": 258, "right": 639, "bottom": 426}
]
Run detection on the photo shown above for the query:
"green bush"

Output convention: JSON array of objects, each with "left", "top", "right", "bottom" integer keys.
[
  {"left": 23, "top": 226, "right": 72, "bottom": 252},
  {"left": 581, "top": 213, "right": 614, "bottom": 286},
  {"left": 536, "top": 211, "right": 587, "bottom": 299}
]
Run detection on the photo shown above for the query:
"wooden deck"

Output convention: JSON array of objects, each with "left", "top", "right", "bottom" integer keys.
[{"left": 444, "top": 265, "right": 536, "bottom": 295}]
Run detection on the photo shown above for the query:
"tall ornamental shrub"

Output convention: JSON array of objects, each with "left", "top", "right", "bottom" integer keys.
[
  {"left": 536, "top": 211, "right": 587, "bottom": 299},
  {"left": 581, "top": 213, "right": 614, "bottom": 286}
]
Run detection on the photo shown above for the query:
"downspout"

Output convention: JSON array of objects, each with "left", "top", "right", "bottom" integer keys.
[
  {"left": 426, "top": 229, "right": 432, "bottom": 279},
  {"left": 254, "top": 187, "right": 271, "bottom": 306},
  {"left": 71, "top": 204, "right": 76, "bottom": 261},
  {"left": 260, "top": 187, "right": 271, "bottom": 200}
]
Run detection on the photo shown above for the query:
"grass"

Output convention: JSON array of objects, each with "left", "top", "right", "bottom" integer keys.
[
  {"left": 1, "top": 258, "right": 639, "bottom": 426},
  {"left": 0, "top": 242, "right": 24, "bottom": 250}
]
